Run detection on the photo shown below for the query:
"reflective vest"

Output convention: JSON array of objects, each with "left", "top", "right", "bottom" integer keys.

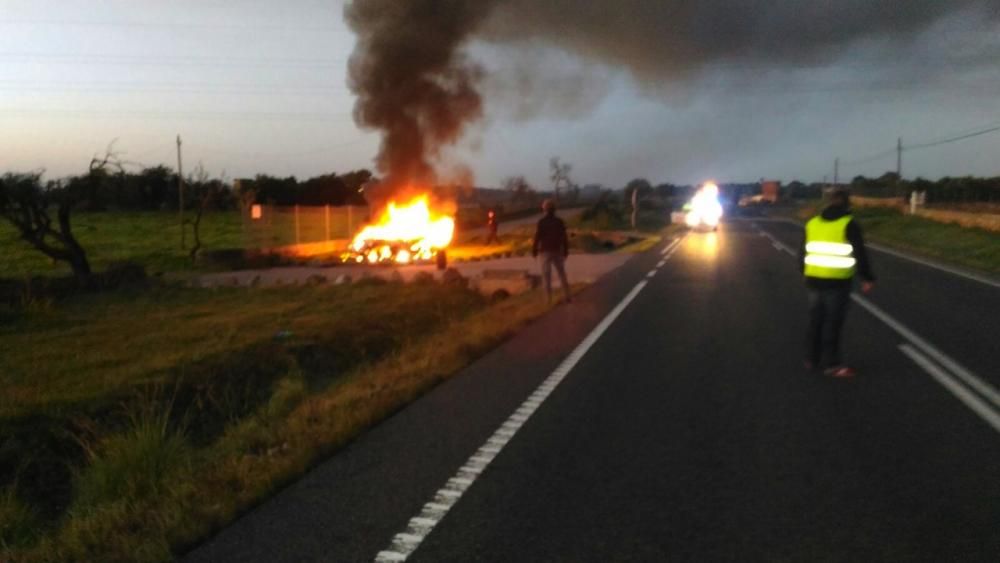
[{"left": 804, "top": 215, "right": 856, "bottom": 279}]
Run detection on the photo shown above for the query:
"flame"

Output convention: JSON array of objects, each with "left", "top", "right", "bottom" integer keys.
[{"left": 347, "top": 195, "right": 455, "bottom": 264}]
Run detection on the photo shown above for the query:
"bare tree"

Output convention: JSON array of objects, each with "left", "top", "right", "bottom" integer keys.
[
  {"left": 0, "top": 173, "right": 92, "bottom": 282},
  {"left": 0, "top": 145, "right": 123, "bottom": 284},
  {"left": 185, "top": 163, "right": 227, "bottom": 260},
  {"left": 549, "top": 157, "right": 572, "bottom": 202},
  {"left": 502, "top": 175, "right": 533, "bottom": 204}
]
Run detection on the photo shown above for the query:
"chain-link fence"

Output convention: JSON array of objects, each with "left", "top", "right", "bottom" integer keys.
[{"left": 241, "top": 204, "right": 370, "bottom": 250}]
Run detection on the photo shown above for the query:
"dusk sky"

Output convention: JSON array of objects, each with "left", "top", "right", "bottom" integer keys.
[{"left": 2, "top": 0, "right": 999, "bottom": 188}]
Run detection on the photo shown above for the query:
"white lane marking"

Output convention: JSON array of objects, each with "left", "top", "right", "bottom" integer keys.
[
  {"left": 853, "top": 295, "right": 1000, "bottom": 409},
  {"left": 755, "top": 226, "right": 1000, "bottom": 426},
  {"left": 373, "top": 241, "right": 683, "bottom": 561},
  {"left": 868, "top": 243, "right": 1000, "bottom": 290},
  {"left": 661, "top": 237, "right": 682, "bottom": 255},
  {"left": 657, "top": 259, "right": 667, "bottom": 268},
  {"left": 758, "top": 218, "right": 1000, "bottom": 290},
  {"left": 899, "top": 344, "right": 1000, "bottom": 434},
  {"left": 647, "top": 269, "right": 657, "bottom": 278}
]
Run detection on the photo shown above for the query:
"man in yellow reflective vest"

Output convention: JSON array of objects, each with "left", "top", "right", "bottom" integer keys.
[{"left": 799, "top": 189, "right": 875, "bottom": 377}]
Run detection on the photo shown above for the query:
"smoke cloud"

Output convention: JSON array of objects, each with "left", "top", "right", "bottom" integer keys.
[
  {"left": 344, "top": 0, "right": 495, "bottom": 192},
  {"left": 345, "top": 0, "right": 996, "bottom": 190}
]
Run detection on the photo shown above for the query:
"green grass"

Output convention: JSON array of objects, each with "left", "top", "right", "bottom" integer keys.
[
  {"left": 0, "top": 212, "right": 247, "bottom": 278},
  {"left": 784, "top": 200, "right": 1000, "bottom": 275},
  {"left": 0, "top": 277, "right": 566, "bottom": 561},
  {"left": 851, "top": 206, "right": 1000, "bottom": 274}
]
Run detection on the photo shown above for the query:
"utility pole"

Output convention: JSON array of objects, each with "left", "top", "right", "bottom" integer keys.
[
  {"left": 896, "top": 137, "right": 902, "bottom": 179},
  {"left": 834, "top": 157, "right": 839, "bottom": 187},
  {"left": 177, "top": 134, "right": 185, "bottom": 249}
]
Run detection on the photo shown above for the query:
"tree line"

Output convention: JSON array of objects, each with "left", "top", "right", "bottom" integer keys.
[
  {"left": 845, "top": 173, "right": 1000, "bottom": 203},
  {"left": 0, "top": 149, "right": 375, "bottom": 282}
]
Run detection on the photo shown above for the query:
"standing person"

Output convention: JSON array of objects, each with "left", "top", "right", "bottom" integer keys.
[
  {"left": 485, "top": 209, "right": 499, "bottom": 245},
  {"left": 800, "top": 189, "right": 875, "bottom": 377},
  {"left": 533, "top": 199, "right": 572, "bottom": 304}
]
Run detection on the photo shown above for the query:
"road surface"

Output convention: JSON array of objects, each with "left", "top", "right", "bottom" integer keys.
[{"left": 186, "top": 220, "right": 1000, "bottom": 562}]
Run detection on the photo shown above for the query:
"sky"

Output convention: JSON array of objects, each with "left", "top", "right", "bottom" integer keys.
[{"left": 1, "top": 0, "right": 999, "bottom": 189}]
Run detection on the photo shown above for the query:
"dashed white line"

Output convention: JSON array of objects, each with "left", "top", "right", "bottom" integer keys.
[
  {"left": 853, "top": 295, "right": 1000, "bottom": 409},
  {"left": 752, "top": 225, "right": 999, "bottom": 431},
  {"left": 373, "top": 237, "right": 691, "bottom": 562}
]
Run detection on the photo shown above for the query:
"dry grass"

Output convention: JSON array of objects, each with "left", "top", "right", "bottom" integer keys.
[{"left": 1, "top": 278, "right": 559, "bottom": 562}]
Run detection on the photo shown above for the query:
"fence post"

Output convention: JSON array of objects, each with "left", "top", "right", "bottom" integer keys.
[
  {"left": 294, "top": 204, "right": 301, "bottom": 245},
  {"left": 325, "top": 205, "right": 331, "bottom": 241}
]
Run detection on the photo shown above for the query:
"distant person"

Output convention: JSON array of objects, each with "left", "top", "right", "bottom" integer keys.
[
  {"left": 799, "top": 188, "right": 875, "bottom": 377},
  {"left": 486, "top": 209, "right": 499, "bottom": 245},
  {"left": 533, "top": 199, "right": 571, "bottom": 304}
]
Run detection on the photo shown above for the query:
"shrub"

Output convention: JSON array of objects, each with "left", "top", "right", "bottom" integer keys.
[
  {"left": 72, "top": 405, "right": 190, "bottom": 513},
  {"left": 0, "top": 488, "right": 38, "bottom": 549}
]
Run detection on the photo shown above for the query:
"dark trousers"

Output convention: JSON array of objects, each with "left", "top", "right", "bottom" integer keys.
[
  {"left": 540, "top": 252, "right": 570, "bottom": 301},
  {"left": 806, "top": 287, "right": 851, "bottom": 367}
]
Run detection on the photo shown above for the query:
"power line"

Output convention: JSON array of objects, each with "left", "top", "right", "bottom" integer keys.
[
  {"left": 0, "top": 52, "right": 346, "bottom": 68},
  {"left": 0, "top": 19, "right": 348, "bottom": 33},
  {"left": 838, "top": 119, "right": 1000, "bottom": 170},
  {"left": 906, "top": 125, "right": 1000, "bottom": 151},
  {"left": 0, "top": 108, "right": 354, "bottom": 122},
  {"left": 0, "top": 84, "right": 347, "bottom": 97}
]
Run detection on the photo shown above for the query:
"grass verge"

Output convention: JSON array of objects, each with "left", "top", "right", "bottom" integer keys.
[
  {"left": 780, "top": 200, "right": 1000, "bottom": 275},
  {"left": 1, "top": 277, "right": 560, "bottom": 562}
]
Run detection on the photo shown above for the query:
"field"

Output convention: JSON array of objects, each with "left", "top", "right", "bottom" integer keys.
[
  {"left": 0, "top": 212, "right": 248, "bottom": 278},
  {"left": 0, "top": 206, "right": 539, "bottom": 280},
  {"left": 0, "top": 277, "right": 563, "bottom": 561},
  {"left": 0, "top": 201, "right": 672, "bottom": 560}
]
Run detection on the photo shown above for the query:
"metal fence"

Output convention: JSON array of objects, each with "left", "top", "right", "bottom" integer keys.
[{"left": 241, "top": 204, "right": 370, "bottom": 250}]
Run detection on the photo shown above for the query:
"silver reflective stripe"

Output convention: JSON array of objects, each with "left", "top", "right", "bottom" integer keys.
[
  {"left": 804, "top": 255, "right": 857, "bottom": 269},
  {"left": 805, "top": 241, "right": 853, "bottom": 256}
]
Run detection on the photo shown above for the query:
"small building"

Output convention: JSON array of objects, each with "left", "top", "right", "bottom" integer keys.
[{"left": 760, "top": 180, "right": 781, "bottom": 203}]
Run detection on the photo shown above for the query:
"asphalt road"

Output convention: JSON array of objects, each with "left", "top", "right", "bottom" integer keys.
[{"left": 186, "top": 220, "right": 1000, "bottom": 563}]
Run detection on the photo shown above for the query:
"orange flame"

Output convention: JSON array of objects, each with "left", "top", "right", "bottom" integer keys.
[{"left": 348, "top": 195, "right": 455, "bottom": 264}]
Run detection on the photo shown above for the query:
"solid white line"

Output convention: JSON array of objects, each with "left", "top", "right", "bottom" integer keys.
[
  {"left": 853, "top": 295, "right": 1000, "bottom": 409},
  {"left": 758, "top": 218, "right": 1000, "bottom": 289},
  {"left": 868, "top": 242, "right": 1000, "bottom": 289},
  {"left": 371, "top": 244, "right": 679, "bottom": 560},
  {"left": 899, "top": 344, "right": 1000, "bottom": 434},
  {"left": 757, "top": 226, "right": 1000, "bottom": 423}
]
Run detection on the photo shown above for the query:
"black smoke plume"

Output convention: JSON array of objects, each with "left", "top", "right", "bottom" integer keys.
[
  {"left": 345, "top": 0, "right": 496, "bottom": 193},
  {"left": 345, "top": 0, "right": 996, "bottom": 189}
]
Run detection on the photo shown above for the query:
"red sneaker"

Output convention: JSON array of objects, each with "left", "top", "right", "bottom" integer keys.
[{"left": 824, "top": 365, "right": 856, "bottom": 378}]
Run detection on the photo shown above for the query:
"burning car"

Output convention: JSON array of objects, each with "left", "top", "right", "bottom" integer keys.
[{"left": 343, "top": 195, "right": 455, "bottom": 265}]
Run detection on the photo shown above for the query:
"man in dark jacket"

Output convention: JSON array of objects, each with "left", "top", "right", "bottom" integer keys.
[
  {"left": 799, "top": 189, "right": 875, "bottom": 377},
  {"left": 485, "top": 209, "right": 499, "bottom": 245},
  {"left": 533, "top": 199, "right": 571, "bottom": 304}
]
